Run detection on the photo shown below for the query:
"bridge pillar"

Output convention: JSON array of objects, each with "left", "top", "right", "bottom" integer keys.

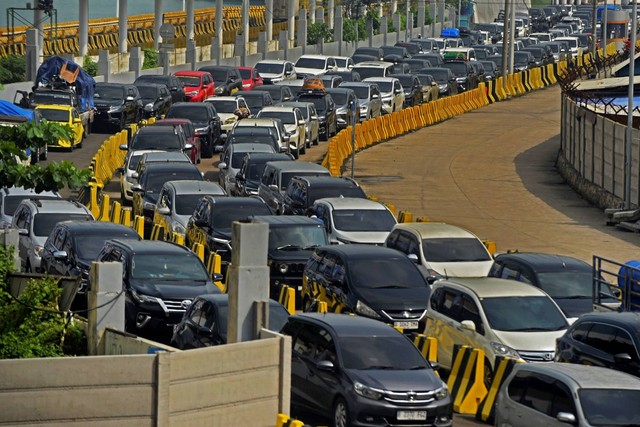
[
  {"left": 186, "top": 0, "right": 195, "bottom": 41},
  {"left": 216, "top": 0, "right": 223, "bottom": 56},
  {"left": 279, "top": 30, "right": 290, "bottom": 59},
  {"left": 298, "top": 9, "right": 308, "bottom": 51},
  {"left": 309, "top": 0, "right": 316, "bottom": 24},
  {"left": 129, "top": 46, "right": 142, "bottom": 79},
  {"left": 258, "top": 32, "right": 268, "bottom": 59},
  {"left": 118, "top": 0, "right": 128, "bottom": 54},
  {"left": 186, "top": 39, "right": 197, "bottom": 69},
  {"left": 98, "top": 49, "right": 110, "bottom": 81},
  {"left": 79, "top": 0, "right": 89, "bottom": 57},
  {"left": 418, "top": 0, "right": 426, "bottom": 37},
  {"left": 266, "top": 0, "right": 274, "bottom": 40},
  {"left": 25, "top": 29, "right": 38, "bottom": 82},
  {"left": 335, "top": 6, "right": 344, "bottom": 55},
  {"left": 367, "top": 19, "right": 374, "bottom": 47},
  {"left": 392, "top": 0, "right": 398, "bottom": 14},
  {"left": 430, "top": 0, "right": 436, "bottom": 37},
  {"left": 393, "top": 13, "right": 401, "bottom": 43},
  {"left": 328, "top": 0, "right": 335, "bottom": 28},
  {"left": 154, "top": 0, "right": 164, "bottom": 50},
  {"left": 316, "top": 7, "right": 324, "bottom": 24},
  {"left": 407, "top": 11, "right": 414, "bottom": 40},
  {"left": 288, "top": 0, "right": 296, "bottom": 43},
  {"left": 381, "top": 16, "right": 388, "bottom": 46}
]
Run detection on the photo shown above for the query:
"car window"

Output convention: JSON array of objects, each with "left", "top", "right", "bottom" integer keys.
[
  {"left": 583, "top": 323, "right": 618, "bottom": 353},
  {"left": 293, "top": 323, "right": 321, "bottom": 358},
  {"left": 51, "top": 227, "right": 66, "bottom": 249},
  {"left": 570, "top": 321, "right": 591, "bottom": 342},
  {"left": 507, "top": 370, "right": 529, "bottom": 402},
  {"left": 519, "top": 375, "right": 554, "bottom": 415},
  {"left": 188, "top": 299, "right": 207, "bottom": 327},
  {"left": 460, "top": 295, "right": 484, "bottom": 334}
]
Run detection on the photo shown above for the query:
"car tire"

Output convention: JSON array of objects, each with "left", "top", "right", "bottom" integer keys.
[
  {"left": 39, "top": 144, "right": 48, "bottom": 161},
  {"left": 202, "top": 137, "right": 214, "bottom": 159},
  {"left": 484, "top": 359, "right": 493, "bottom": 389},
  {"left": 313, "top": 135, "right": 319, "bottom": 145},
  {"left": 333, "top": 398, "right": 350, "bottom": 427}
]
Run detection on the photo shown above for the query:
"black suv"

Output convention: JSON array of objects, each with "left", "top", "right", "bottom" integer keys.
[
  {"left": 251, "top": 85, "right": 295, "bottom": 104},
  {"left": 249, "top": 215, "right": 328, "bottom": 299},
  {"left": 121, "top": 125, "right": 192, "bottom": 154},
  {"left": 184, "top": 195, "right": 272, "bottom": 268},
  {"left": 440, "top": 61, "right": 478, "bottom": 92},
  {"left": 165, "top": 102, "right": 221, "bottom": 158},
  {"left": 295, "top": 91, "right": 337, "bottom": 141},
  {"left": 134, "top": 74, "right": 186, "bottom": 104},
  {"left": 134, "top": 82, "right": 173, "bottom": 119},
  {"left": 234, "top": 152, "right": 294, "bottom": 197},
  {"left": 198, "top": 65, "right": 243, "bottom": 96},
  {"left": 389, "top": 73, "right": 423, "bottom": 107},
  {"left": 555, "top": 312, "right": 640, "bottom": 378},
  {"left": 237, "top": 90, "right": 274, "bottom": 116},
  {"left": 93, "top": 82, "right": 143, "bottom": 131},
  {"left": 283, "top": 176, "right": 367, "bottom": 216},
  {"left": 97, "top": 239, "right": 220, "bottom": 339}
]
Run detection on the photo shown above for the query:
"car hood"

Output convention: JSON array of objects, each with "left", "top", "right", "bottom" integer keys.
[
  {"left": 333, "top": 230, "right": 389, "bottom": 245},
  {"left": 94, "top": 99, "right": 124, "bottom": 108},
  {"left": 141, "top": 97, "right": 160, "bottom": 104},
  {"left": 259, "top": 72, "right": 284, "bottom": 79},
  {"left": 346, "top": 368, "right": 441, "bottom": 390},
  {"left": 131, "top": 279, "right": 215, "bottom": 298},
  {"left": 268, "top": 248, "right": 316, "bottom": 262},
  {"left": 553, "top": 297, "right": 595, "bottom": 318},
  {"left": 492, "top": 329, "right": 567, "bottom": 352},
  {"left": 284, "top": 124, "right": 297, "bottom": 133},
  {"left": 357, "top": 287, "right": 429, "bottom": 311},
  {"left": 217, "top": 112, "right": 236, "bottom": 122},
  {"left": 295, "top": 67, "right": 325, "bottom": 76},
  {"left": 427, "top": 260, "right": 493, "bottom": 277}
]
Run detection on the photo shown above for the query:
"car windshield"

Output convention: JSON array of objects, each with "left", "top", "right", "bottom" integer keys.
[
  {"left": 547, "top": 44, "right": 560, "bottom": 53},
  {"left": 346, "top": 86, "right": 369, "bottom": 99},
  {"left": 206, "top": 69, "right": 229, "bottom": 82},
  {"left": 355, "top": 67, "right": 385, "bottom": 79},
  {"left": 255, "top": 63, "right": 284, "bottom": 74},
  {"left": 422, "top": 237, "right": 492, "bottom": 262},
  {"left": 259, "top": 111, "right": 295, "bottom": 124},
  {"left": 339, "top": 336, "right": 428, "bottom": 370},
  {"left": 579, "top": 389, "right": 640, "bottom": 426},
  {"left": 475, "top": 49, "right": 488, "bottom": 60},
  {"left": 416, "top": 75, "right": 434, "bottom": 85},
  {"left": 130, "top": 132, "right": 181, "bottom": 150},
  {"left": 32, "top": 92, "right": 72, "bottom": 105},
  {"left": 407, "top": 62, "right": 425, "bottom": 72},
  {"left": 243, "top": 95, "right": 267, "bottom": 108},
  {"left": 95, "top": 86, "right": 125, "bottom": 99},
  {"left": 230, "top": 134, "right": 278, "bottom": 147},
  {"left": 247, "top": 162, "right": 269, "bottom": 181},
  {"left": 268, "top": 225, "right": 327, "bottom": 250},
  {"left": 349, "top": 257, "right": 427, "bottom": 289},
  {"left": 239, "top": 69, "right": 252, "bottom": 79},
  {"left": 211, "top": 203, "right": 271, "bottom": 230},
  {"left": 308, "top": 186, "right": 365, "bottom": 202},
  {"left": 207, "top": 100, "right": 238, "bottom": 112},
  {"left": 258, "top": 87, "right": 283, "bottom": 102},
  {"left": 481, "top": 296, "right": 567, "bottom": 332},
  {"left": 166, "top": 106, "right": 210, "bottom": 121},
  {"left": 295, "top": 57, "right": 326, "bottom": 69},
  {"left": 332, "top": 209, "right": 396, "bottom": 232},
  {"left": 136, "top": 86, "right": 160, "bottom": 98},
  {"left": 127, "top": 154, "right": 143, "bottom": 171},
  {"left": 396, "top": 76, "right": 413, "bottom": 87},
  {"left": 6, "top": 196, "right": 57, "bottom": 216},
  {"left": 38, "top": 108, "right": 69, "bottom": 122},
  {"left": 374, "top": 81, "right": 393, "bottom": 92},
  {"left": 145, "top": 170, "right": 202, "bottom": 194},
  {"left": 296, "top": 96, "right": 325, "bottom": 112},
  {"left": 33, "top": 214, "right": 91, "bottom": 237},
  {"left": 175, "top": 76, "right": 201, "bottom": 87},
  {"left": 175, "top": 194, "right": 208, "bottom": 216},
  {"left": 75, "top": 233, "right": 137, "bottom": 260},
  {"left": 281, "top": 172, "right": 326, "bottom": 189},
  {"left": 329, "top": 92, "right": 348, "bottom": 105},
  {"left": 536, "top": 270, "right": 600, "bottom": 298},
  {"left": 382, "top": 46, "right": 404, "bottom": 56},
  {"left": 131, "top": 253, "right": 209, "bottom": 280},
  {"left": 335, "top": 58, "right": 348, "bottom": 67}
]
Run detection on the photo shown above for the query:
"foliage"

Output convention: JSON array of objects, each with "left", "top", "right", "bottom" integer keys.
[
  {"left": 0, "top": 120, "right": 92, "bottom": 192},
  {"left": 0, "top": 55, "right": 26, "bottom": 84},
  {"left": 365, "top": 8, "right": 381, "bottom": 34},
  {"left": 0, "top": 246, "right": 87, "bottom": 359},
  {"left": 307, "top": 22, "right": 334, "bottom": 44},
  {"left": 143, "top": 48, "right": 159, "bottom": 70},
  {"left": 344, "top": 18, "right": 369, "bottom": 42},
  {"left": 82, "top": 56, "right": 98, "bottom": 77}
]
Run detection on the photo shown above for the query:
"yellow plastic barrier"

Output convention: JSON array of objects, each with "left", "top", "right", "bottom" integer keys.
[
  {"left": 475, "top": 356, "right": 524, "bottom": 424},
  {"left": 482, "top": 239, "right": 497, "bottom": 256},
  {"left": 109, "top": 200, "right": 122, "bottom": 224},
  {"left": 413, "top": 334, "right": 438, "bottom": 363},
  {"left": 150, "top": 223, "right": 165, "bottom": 241},
  {"left": 275, "top": 413, "right": 305, "bottom": 427},
  {"left": 316, "top": 300, "right": 328, "bottom": 313},
  {"left": 133, "top": 215, "right": 145, "bottom": 238},
  {"left": 278, "top": 285, "right": 296, "bottom": 314},
  {"left": 98, "top": 194, "right": 111, "bottom": 222},
  {"left": 397, "top": 210, "right": 413, "bottom": 223},
  {"left": 192, "top": 242, "right": 205, "bottom": 262},
  {"left": 447, "top": 345, "right": 488, "bottom": 415},
  {"left": 547, "top": 63, "right": 557, "bottom": 85}
]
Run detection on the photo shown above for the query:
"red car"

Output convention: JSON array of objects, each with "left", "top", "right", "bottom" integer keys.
[
  {"left": 173, "top": 71, "right": 215, "bottom": 102},
  {"left": 237, "top": 66, "right": 264, "bottom": 91},
  {"left": 152, "top": 118, "right": 202, "bottom": 164}
]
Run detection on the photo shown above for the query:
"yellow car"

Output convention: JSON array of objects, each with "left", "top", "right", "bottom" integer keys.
[{"left": 35, "top": 105, "right": 84, "bottom": 151}]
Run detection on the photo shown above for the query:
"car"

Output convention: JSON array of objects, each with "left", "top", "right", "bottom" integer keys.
[
  {"left": 96, "top": 239, "right": 221, "bottom": 338},
  {"left": 171, "top": 294, "right": 289, "bottom": 349},
  {"left": 403, "top": 58, "right": 433, "bottom": 74},
  {"left": 425, "top": 277, "right": 569, "bottom": 383},
  {"left": 381, "top": 45, "right": 412, "bottom": 63},
  {"left": 256, "top": 106, "right": 307, "bottom": 158},
  {"left": 237, "top": 66, "right": 264, "bottom": 90},
  {"left": 295, "top": 90, "right": 338, "bottom": 141},
  {"left": 390, "top": 62, "right": 411, "bottom": 75},
  {"left": 301, "top": 245, "right": 431, "bottom": 331},
  {"left": 395, "top": 41, "right": 424, "bottom": 55},
  {"left": 40, "top": 221, "right": 141, "bottom": 294},
  {"left": 489, "top": 252, "right": 620, "bottom": 318},
  {"left": 153, "top": 180, "right": 227, "bottom": 237},
  {"left": 132, "top": 161, "right": 204, "bottom": 233},
  {"left": 184, "top": 195, "right": 273, "bottom": 267},
  {"left": 294, "top": 54, "right": 338, "bottom": 78},
  {"left": 165, "top": 102, "right": 221, "bottom": 158},
  {"left": 283, "top": 176, "right": 368, "bottom": 216},
  {"left": 555, "top": 312, "right": 640, "bottom": 377},
  {"left": 258, "top": 160, "right": 331, "bottom": 215},
  {"left": 323, "top": 69, "right": 362, "bottom": 82},
  {"left": 251, "top": 85, "right": 295, "bottom": 104},
  {"left": 318, "top": 74, "right": 343, "bottom": 89},
  {"left": 338, "top": 81, "right": 383, "bottom": 120},
  {"left": 0, "top": 186, "right": 60, "bottom": 228},
  {"left": 253, "top": 59, "right": 297, "bottom": 84},
  {"left": 352, "top": 61, "right": 395, "bottom": 80},
  {"left": 389, "top": 73, "right": 423, "bottom": 107},
  {"left": 134, "top": 74, "right": 185, "bottom": 104},
  {"left": 233, "top": 152, "right": 294, "bottom": 197},
  {"left": 514, "top": 50, "right": 537, "bottom": 71},
  {"left": 468, "top": 61, "right": 486, "bottom": 83},
  {"left": 135, "top": 151, "right": 193, "bottom": 177},
  {"left": 218, "top": 142, "right": 277, "bottom": 194},
  {"left": 333, "top": 55, "right": 355, "bottom": 72},
  {"left": 521, "top": 45, "right": 554, "bottom": 66},
  {"left": 93, "top": 82, "right": 143, "bottom": 131},
  {"left": 325, "top": 87, "right": 358, "bottom": 130},
  {"left": 278, "top": 101, "right": 320, "bottom": 147},
  {"left": 152, "top": 118, "right": 201, "bottom": 164},
  {"left": 362, "top": 77, "right": 405, "bottom": 114},
  {"left": 34, "top": 105, "right": 84, "bottom": 150},
  {"left": 418, "top": 67, "right": 458, "bottom": 97},
  {"left": 173, "top": 70, "right": 216, "bottom": 102},
  {"left": 134, "top": 82, "right": 173, "bottom": 119},
  {"left": 11, "top": 198, "right": 95, "bottom": 273},
  {"left": 281, "top": 313, "right": 453, "bottom": 427},
  {"left": 230, "top": 117, "right": 290, "bottom": 153},
  {"left": 120, "top": 125, "right": 193, "bottom": 159},
  {"left": 249, "top": 215, "right": 329, "bottom": 298},
  {"left": 415, "top": 73, "right": 440, "bottom": 102},
  {"left": 413, "top": 53, "right": 445, "bottom": 67},
  {"left": 384, "top": 222, "right": 494, "bottom": 283},
  {"left": 483, "top": 55, "right": 504, "bottom": 75},
  {"left": 442, "top": 47, "right": 477, "bottom": 62},
  {"left": 478, "top": 60, "right": 499, "bottom": 81},
  {"left": 351, "top": 47, "right": 385, "bottom": 61},
  {"left": 495, "top": 363, "right": 640, "bottom": 427},
  {"left": 197, "top": 65, "right": 243, "bottom": 96},
  {"left": 440, "top": 60, "right": 478, "bottom": 92},
  {"left": 204, "top": 95, "right": 250, "bottom": 135},
  {"left": 237, "top": 90, "right": 274, "bottom": 116},
  {"left": 308, "top": 197, "right": 398, "bottom": 245}
]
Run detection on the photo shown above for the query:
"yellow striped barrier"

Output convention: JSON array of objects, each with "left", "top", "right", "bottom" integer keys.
[{"left": 447, "top": 344, "right": 488, "bottom": 415}]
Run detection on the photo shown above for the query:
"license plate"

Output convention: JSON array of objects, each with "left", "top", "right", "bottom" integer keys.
[
  {"left": 394, "top": 321, "right": 419, "bottom": 330},
  {"left": 397, "top": 410, "right": 427, "bottom": 421}
]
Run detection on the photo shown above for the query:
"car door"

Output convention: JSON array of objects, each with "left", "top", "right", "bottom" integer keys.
[
  {"left": 153, "top": 186, "right": 172, "bottom": 233},
  {"left": 370, "top": 85, "right": 383, "bottom": 116},
  {"left": 202, "top": 73, "right": 215, "bottom": 98},
  {"left": 581, "top": 323, "right": 640, "bottom": 375},
  {"left": 44, "top": 226, "right": 67, "bottom": 275},
  {"left": 507, "top": 373, "right": 576, "bottom": 427},
  {"left": 71, "top": 108, "right": 83, "bottom": 144}
]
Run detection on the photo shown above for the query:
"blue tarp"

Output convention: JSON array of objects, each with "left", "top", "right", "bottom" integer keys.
[
  {"left": 0, "top": 100, "right": 34, "bottom": 121},
  {"left": 35, "top": 55, "right": 95, "bottom": 111},
  {"left": 441, "top": 28, "right": 460, "bottom": 38}
]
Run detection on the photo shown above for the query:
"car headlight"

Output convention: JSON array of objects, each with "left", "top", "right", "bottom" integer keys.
[
  {"left": 186, "top": 90, "right": 198, "bottom": 96},
  {"left": 438, "top": 84, "right": 447, "bottom": 91},
  {"left": 131, "top": 289, "right": 160, "bottom": 304},
  {"left": 354, "top": 382, "right": 383, "bottom": 400},
  {"left": 173, "top": 223, "right": 186, "bottom": 234},
  {"left": 215, "top": 86, "right": 225, "bottom": 94},
  {"left": 382, "top": 95, "right": 392, "bottom": 102},
  {"left": 224, "top": 117, "right": 236, "bottom": 124},
  {"left": 108, "top": 105, "right": 123, "bottom": 113},
  {"left": 278, "top": 263, "right": 288, "bottom": 274},
  {"left": 143, "top": 201, "right": 155, "bottom": 210},
  {"left": 195, "top": 127, "right": 209, "bottom": 134},
  {"left": 490, "top": 342, "right": 520, "bottom": 359},
  {"left": 435, "top": 382, "right": 449, "bottom": 400},
  {"left": 356, "top": 300, "right": 381, "bottom": 318},
  {"left": 271, "top": 77, "right": 283, "bottom": 83},
  {"left": 359, "top": 105, "right": 367, "bottom": 111},
  {"left": 33, "top": 245, "right": 44, "bottom": 257},
  {"left": 144, "top": 103, "right": 154, "bottom": 111},
  {"left": 126, "top": 174, "right": 137, "bottom": 183}
]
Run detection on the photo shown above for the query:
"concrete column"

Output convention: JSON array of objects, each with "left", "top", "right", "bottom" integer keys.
[
  {"left": 335, "top": 6, "right": 343, "bottom": 55},
  {"left": 159, "top": 46, "right": 170, "bottom": 74},
  {"left": 0, "top": 229, "right": 20, "bottom": 271},
  {"left": 393, "top": 13, "right": 401, "bottom": 42},
  {"left": 298, "top": 9, "right": 308, "bottom": 50},
  {"left": 288, "top": 0, "right": 296, "bottom": 42},
  {"left": 407, "top": 12, "right": 413, "bottom": 41},
  {"left": 118, "top": 0, "right": 128, "bottom": 53},
  {"left": 98, "top": 49, "right": 110, "bottom": 81},
  {"left": 154, "top": 0, "right": 164, "bottom": 50},
  {"left": 34, "top": 9, "right": 43, "bottom": 68},
  {"left": 429, "top": 0, "right": 436, "bottom": 37},
  {"left": 215, "top": 0, "right": 224, "bottom": 61},
  {"left": 186, "top": 0, "right": 195, "bottom": 41},
  {"left": 242, "top": 0, "right": 250, "bottom": 49},
  {"left": 309, "top": 0, "right": 316, "bottom": 24},
  {"left": 392, "top": 0, "right": 398, "bottom": 14},
  {"left": 266, "top": 0, "right": 274, "bottom": 40},
  {"left": 381, "top": 16, "right": 388, "bottom": 46},
  {"left": 186, "top": 39, "right": 197, "bottom": 69},
  {"left": 227, "top": 222, "right": 270, "bottom": 344},
  {"left": 328, "top": 0, "right": 335, "bottom": 28},
  {"left": 438, "top": 0, "right": 445, "bottom": 30},
  {"left": 87, "top": 262, "right": 125, "bottom": 356},
  {"left": 279, "top": 30, "right": 289, "bottom": 58},
  {"left": 79, "top": 0, "right": 89, "bottom": 57},
  {"left": 211, "top": 36, "right": 221, "bottom": 63},
  {"left": 316, "top": 7, "right": 324, "bottom": 23},
  {"left": 378, "top": 2, "right": 384, "bottom": 18},
  {"left": 235, "top": 34, "right": 246, "bottom": 65},
  {"left": 418, "top": 0, "right": 426, "bottom": 36},
  {"left": 129, "top": 46, "right": 142, "bottom": 79},
  {"left": 258, "top": 31, "right": 268, "bottom": 59},
  {"left": 367, "top": 19, "right": 374, "bottom": 47},
  {"left": 26, "top": 29, "right": 38, "bottom": 82}
]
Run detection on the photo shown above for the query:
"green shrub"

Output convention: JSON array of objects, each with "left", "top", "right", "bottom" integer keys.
[
  {"left": 142, "top": 48, "right": 159, "bottom": 70},
  {"left": 308, "top": 22, "right": 334, "bottom": 44},
  {"left": 82, "top": 56, "right": 98, "bottom": 77},
  {"left": 0, "top": 55, "right": 26, "bottom": 84}
]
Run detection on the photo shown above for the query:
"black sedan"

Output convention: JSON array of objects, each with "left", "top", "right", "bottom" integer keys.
[
  {"left": 165, "top": 102, "right": 221, "bottom": 158},
  {"left": 134, "top": 82, "right": 173, "bottom": 119}
]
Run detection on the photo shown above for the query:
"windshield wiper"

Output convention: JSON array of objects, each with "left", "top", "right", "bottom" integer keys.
[
  {"left": 303, "top": 244, "right": 320, "bottom": 250},
  {"left": 364, "top": 365, "right": 395, "bottom": 370},
  {"left": 409, "top": 365, "right": 427, "bottom": 370},
  {"left": 276, "top": 244, "right": 302, "bottom": 251}
]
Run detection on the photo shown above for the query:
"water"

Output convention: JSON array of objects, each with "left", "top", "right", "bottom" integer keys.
[{"left": 1, "top": 0, "right": 263, "bottom": 28}]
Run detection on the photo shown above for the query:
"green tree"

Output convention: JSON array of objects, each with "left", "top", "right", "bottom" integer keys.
[
  {"left": 307, "top": 22, "right": 334, "bottom": 44},
  {"left": 142, "top": 48, "right": 159, "bottom": 70},
  {"left": 82, "top": 56, "right": 98, "bottom": 77},
  {"left": 0, "top": 55, "right": 26, "bottom": 84}
]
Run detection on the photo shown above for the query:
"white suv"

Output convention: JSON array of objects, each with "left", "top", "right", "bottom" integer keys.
[
  {"left": 256, "top": 106, "right": 307, "bottom": 158},
  {"left": 294, "top": 54, "right": 338, "bottom": 78},
  {"left": 363, "top": 77, "right": 405, "bottom": 114}
]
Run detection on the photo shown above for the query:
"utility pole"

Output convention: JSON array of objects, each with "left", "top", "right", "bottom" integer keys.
[
  {"left": 501, "top": 0, "right": 509, "bottom": 78},
  {"left": 624, "top": 0, "right": 638, "bottom": 210}
]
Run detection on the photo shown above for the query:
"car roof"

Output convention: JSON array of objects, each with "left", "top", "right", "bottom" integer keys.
[
  {"left": 155, "top": 118, "right": 193, "bottom": 125},
  {"left": 235, "top": 118, "right": 282, "bottom": 127},
  {"left": 142, "top": 162, "right": 200, "bottom": 173},
  {"left": 174, "top": 70, "right": 209, "bottom": 76},
  {"left": 169, "top": 102, "right": 209, "bottom": 109},
  {"left": 493, "top": 252, "right": 591, "bottom": 271},
  {"left": 203, "top": 195, "right": 267, "bottom": 206},
  {"left": 265, "top": 160, "right": 329, "bottom": 172},
  {"left": 392, "top": 222, "right": 478, "bottom": 238},
  {"left": 363, "top": 77, "right": 399, "bottom": 83},
  {"left": 435, "top": 277, "right": 551, "bottom": 298},
  {"left": 20, "top": 199, "right": 92, "bottom": 214},
  {"left": 56, "top": 220, "right": 139, "bottom": 236},
  {"left": 1, "top": 186, "right": 59, "bottom": 197},
  {"left": 325, "top": 87, "right": 354, "bottom": 94},
  {"left": 292, "top": 312, "right": 403, "bottom": 337},
  {"left": 135, "top": 126, "right": 178, "bottom": 135},
  {"left": 107, "top": 239, "right": 191, "bottom": 255},
  {"left": 279, "top": 101, "right": 314, "bottom": 109},
  {"left": 511, "top": 363, "right": 640, "bottom": 390},
  {"left": 318, "top": 244, "right": 407, "bottom": 259},
  {"left": 260, "top": 106, "right": 298, "bottom": 112},
  {"left": 164, "top": 180, "right": 226, "bottom": 195},
  {"left": 227, "top": 143, "right": 276, "bottom": 153},
  {"left": 573, "top": 311, "right": 640, "bottom": 326},
  {"left": 244, "top": 152, "right": 292, "bottom": 162},
  {"left": 140, "top": 151, "right": 190, "bottom": 162},
  {"left": 256, "top": 59, "right": 291, "bottom": 64},
  {"left": 340, "top": 82, "right": 373, "bottom": 88},
  {"left": 355, "top": 61, "right": 394, "bottom": 68},
  {"left": 292, "top": 176, "right": 358, "bottom": 186},
  {"left": 316, "top": 197, "right": 388, "bottom": 210},
  {"left": 297, "top": 54, "right": 331, "bottom": 59},
  {"left": 35, "top": 105, "right": 72, "bottom": 111},
  {"left": 134, "top": 82, "right": 167, "bottom": 89},
  {"left": 207, "top": 96, "right": 240, "bottom": 102},
  {"left": 250, "top": 215, "right": 323, "bottom": 226}
]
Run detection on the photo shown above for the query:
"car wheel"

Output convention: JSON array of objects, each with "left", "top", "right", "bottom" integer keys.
[
  {"left": 67, "top": 141, "right": 74, "bottom": 152},
  {"left": 333, "top": 398, "right": 349, "bottom": 427},
  {"left": 484, "top": 359, "right": 493, "bottom": 389},
  {"left": 39, "top": 144, "right": 48, "bottom": 161},
  {"left": 202, "top": 137, "right": 214, "bottom": 159},
  {"left": 25, "top": 260, "right": 33, "bottom": 274},
  {"left": 313, "top": 135, "right": 319, "bottom": 145},
  {"left": 77, "top": 132, "right": 84, "bottom": 149}
]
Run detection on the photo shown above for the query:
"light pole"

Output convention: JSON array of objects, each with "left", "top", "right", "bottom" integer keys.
[
  {"left": 625, "top": 0, "right": 638, "bottom": 210},
  {"left": 350, "top": 99, "right": 357, "bottom": 179},
  {"left": 458, "top": 0, "right": 461, "bottom": 27}
]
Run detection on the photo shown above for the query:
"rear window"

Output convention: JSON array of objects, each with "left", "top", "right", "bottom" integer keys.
[
  {"left": 421, "top": 237, "right": 491, "bottom": 262},
  {"left": 354, "top": 67, "right": 386, "bottom": 79},
  {"left": 130, "top": 131, "right": 182, "bottom": 150},
  {"left": 33, "top": 213, "right": 92, "bottom": 237}
]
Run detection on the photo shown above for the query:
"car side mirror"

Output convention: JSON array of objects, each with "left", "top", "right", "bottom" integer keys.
[
  {"left": 268, "top": 184, "right": 279, "bottom": 191},
  {"left": 556, "top": 412, "right": 576, "bottom": 424},
  {"left": 131, "top": 172, "right": 139, "bottom": 180},
  {"left": 73, "top": 118, "right": 82, "bottom": 124},
  {"left": 17, "top": 228, "right": 28, "bottom": 236},
  {"left": 218, "top": 162, "right": 228, "bottom": 169},
  {"left": 407, "top": 253, "right": 419, "bottom": 263},
  {"left": 131, "top": 184, "right": 144, "bottom": 192},
  {"left": 126, "top": 96, "right": 134, "bottom": 101},
  {"left": 184, "top": 143, "right": 193, "bottom": 151},
  {"left": 316, "top": 360, "right": 335, "bottom": 371},
  {"left": 311, "top": 115, "right": 318, "bottom": 120},
  {"left": 372, "top": 94, "right": 379, "bottom": 99},
  {"left": 53, "top": 250, "right": 68, "bottom": 259},
  {"left": 298, "top": 119, "right": 306, "bottom": 126},
  {"left": 460, "top": 320, "right": 476, "bottom": 331},
  {"left": 119, "top": 144, "right": 128, "bottom": 150},
  {"left": 614, "top": 353, "right": 634, "bottom": 364},
  {"left": 156, "top": 206, "right": 170, "bottom": 215},
  {"left": 116, "top": 166, "right": 125, "bottom": 174}
]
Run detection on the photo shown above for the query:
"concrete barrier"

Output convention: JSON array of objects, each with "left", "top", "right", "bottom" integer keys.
[
  {"left": 446, "top": 344, "right": 488, "bottom": 415},
  {"left": 278, "top": 285, "right": 296, "bottom": 314},
  {"left": 475, "top": 356, "right": 523, "bottom": 424}
]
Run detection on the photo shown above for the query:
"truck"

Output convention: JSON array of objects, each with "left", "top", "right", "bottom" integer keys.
[{"left": 14, "top": 55, "right": 95, "bottom": 138}]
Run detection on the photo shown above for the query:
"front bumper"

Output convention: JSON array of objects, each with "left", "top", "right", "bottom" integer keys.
[{"left": 94, "top": 109, "right": 123, "bottom": 126}]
